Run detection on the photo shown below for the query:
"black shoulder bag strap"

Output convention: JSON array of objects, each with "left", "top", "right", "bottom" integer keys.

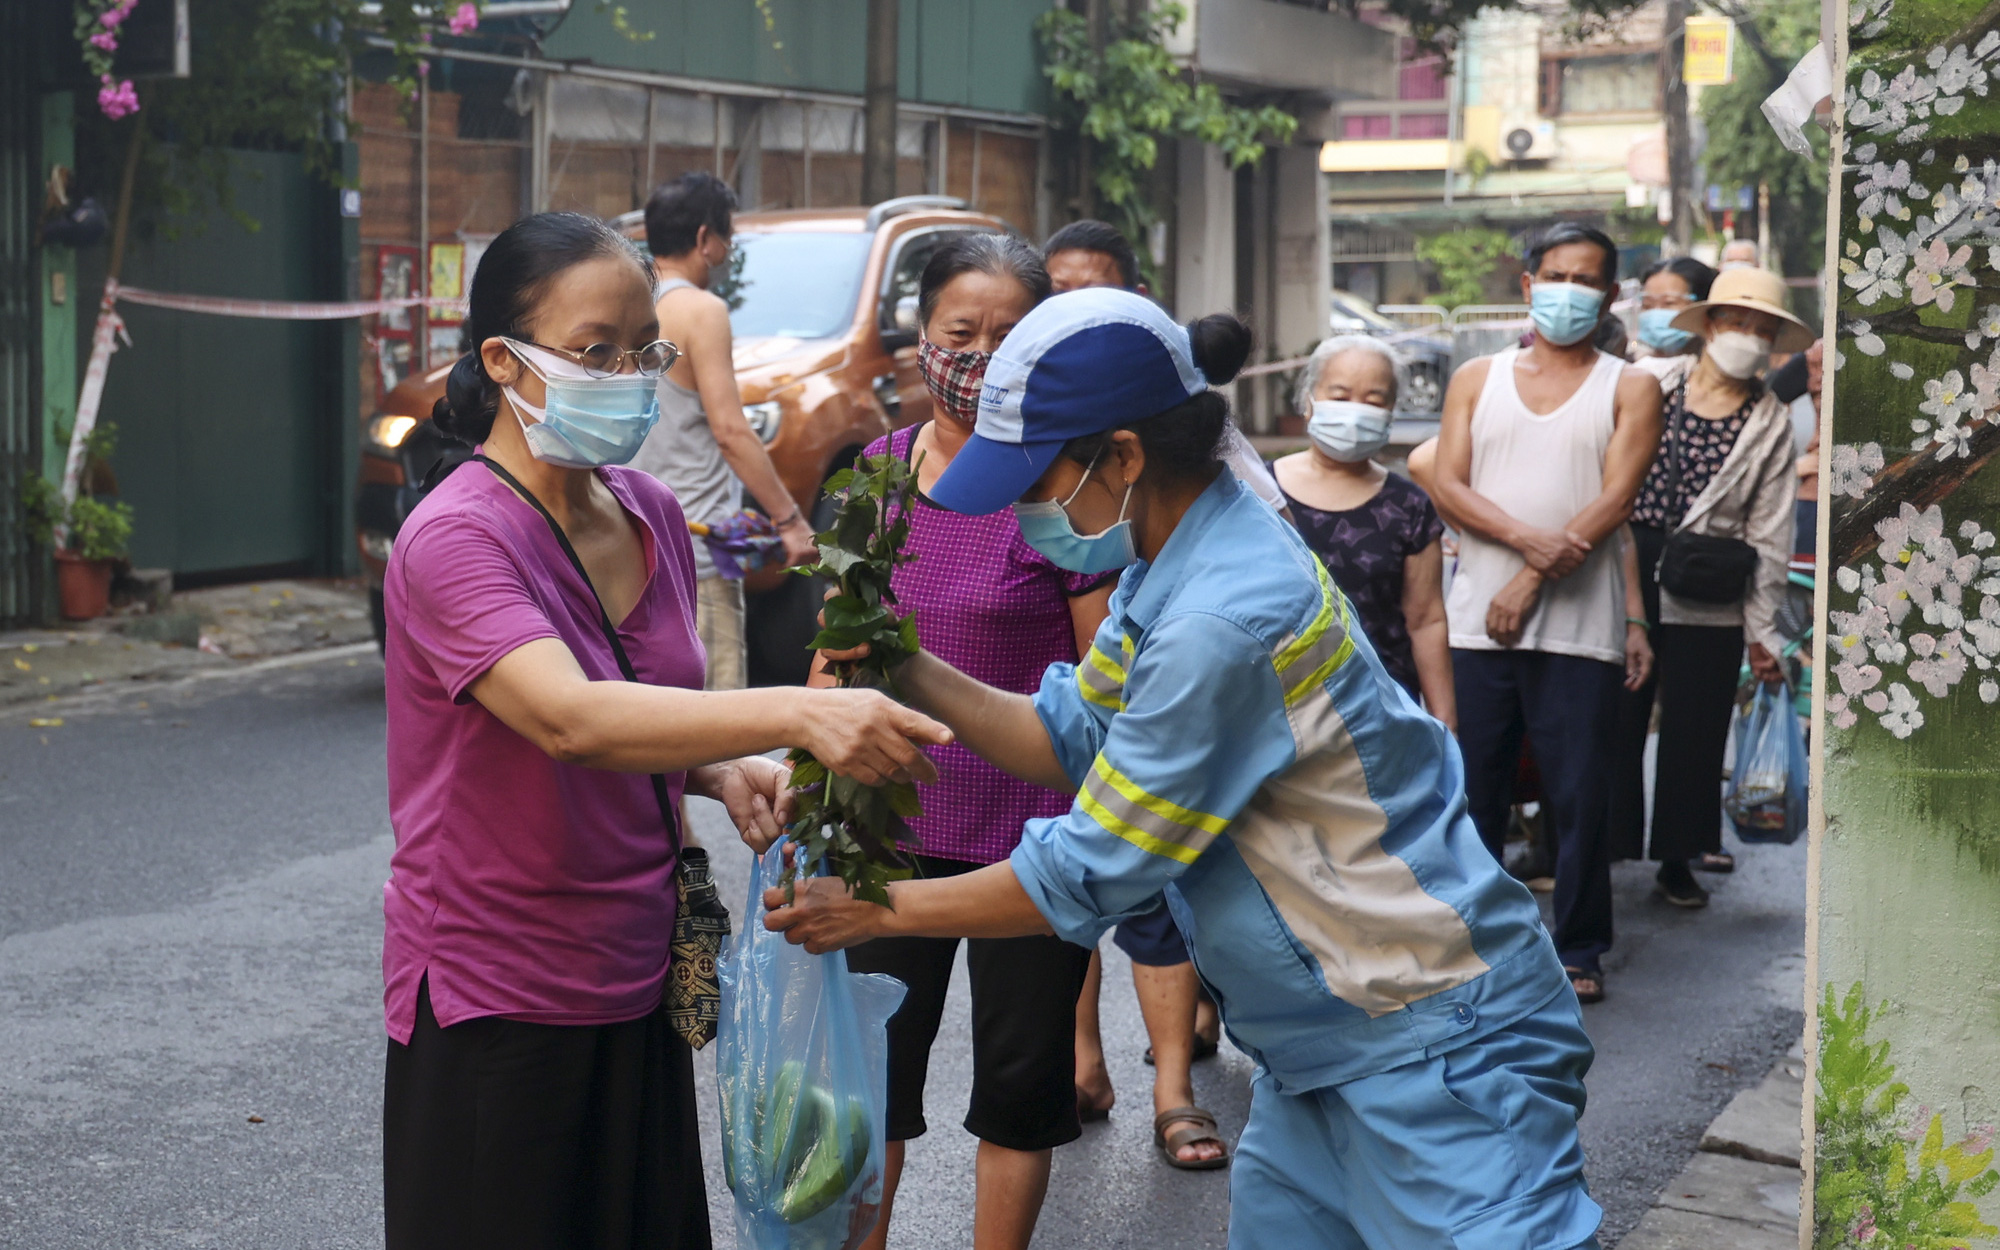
[{"left": 473, "top": 453, "right": 729, "bottom": 1048}]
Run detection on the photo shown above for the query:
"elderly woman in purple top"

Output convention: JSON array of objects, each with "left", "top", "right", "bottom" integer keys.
[{"left": 808, "top": 233, "right": 1115, "bottom": 1250}]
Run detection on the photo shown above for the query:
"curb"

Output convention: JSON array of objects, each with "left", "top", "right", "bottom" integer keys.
[{"left": 1615, "top": 1043, "right": 1805, "bottom": 1248}]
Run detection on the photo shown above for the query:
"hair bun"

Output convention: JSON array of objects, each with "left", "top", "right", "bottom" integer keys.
[
  {"left": 1187, "top": 313, "right": 1252, "bottom": 385},
  {"left": 432, "top": 353, "right": 490, "bottom": 444}
]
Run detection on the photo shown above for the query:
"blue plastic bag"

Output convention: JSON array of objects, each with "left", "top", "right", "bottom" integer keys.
[
  {"left": 1725, "top": 680, "right": 1808, "bottom": 845},
  {"left": 717, "top": 844, "right": 907, "bottom": 1250}
]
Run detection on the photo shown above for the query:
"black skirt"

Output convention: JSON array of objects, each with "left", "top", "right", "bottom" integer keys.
[{"left": 384, "top": 978, "right": 712, "bottom": 1250}]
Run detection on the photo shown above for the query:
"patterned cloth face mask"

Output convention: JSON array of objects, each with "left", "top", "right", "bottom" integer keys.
[{"left": 918, "top": 337, "right": 994, "bottom": 426}]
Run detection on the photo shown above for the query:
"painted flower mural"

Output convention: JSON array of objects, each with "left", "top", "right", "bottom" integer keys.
[{"left": 1817, "top": 1, "right": 2000, "bottom": 1247}]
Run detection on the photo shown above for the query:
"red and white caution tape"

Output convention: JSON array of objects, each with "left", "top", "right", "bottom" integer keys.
[
  {"left": 60, "top": 279, "right": 470, "bottom": 513},
  {"left": 115, "top": 284, "right": 467, "bottom": 320}
]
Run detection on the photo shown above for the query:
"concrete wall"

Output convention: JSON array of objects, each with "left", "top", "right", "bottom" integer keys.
[
  {"left": 1811, "top": 0, "right": 2000, "bottom": 1241},
  {"left": 1181, "top": 0, "right": 1397, "bottom": 98}
]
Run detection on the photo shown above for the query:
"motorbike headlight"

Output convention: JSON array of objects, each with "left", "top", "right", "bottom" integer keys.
[
  {"left": 743, "top": 400, "right": 783, "bottom": 444},
  {"left": 367, "top": 414, "right": 419, "bottom": 452}
]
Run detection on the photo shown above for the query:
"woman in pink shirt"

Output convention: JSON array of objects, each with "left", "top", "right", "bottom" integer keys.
[{"left": 380, "top": 212, "right": 948, "bottom": 1249}]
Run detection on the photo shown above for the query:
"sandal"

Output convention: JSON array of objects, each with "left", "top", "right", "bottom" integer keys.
[
  {"left": 1566, "top": 966, "right": 1605, "bottom": 1005},
  {"left": 1076, "top": 1085, "right": 1113, "bottom": 1123},
  {"left": 1143, "top": 1033, "right": 1220, "bottom": 1066},
  {"left": 1153, "top": 1105, "right": 1231, "bottom": 1170},
  {"left": 1695, "top": 852, "right": 1736, "bottom": 874}
]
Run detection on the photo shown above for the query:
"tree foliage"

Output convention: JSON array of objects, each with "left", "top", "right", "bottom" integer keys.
[
  {"left": 1036, "top": 2, "right": 1297, "bottom": 287},
  {"left": 1416, "top": 228, "right": 1512, "bottom": 307},
  {"left": 783, "top": 454, "right": 927, "bottom": 907},
  {"left": 1696, "top": 0, "right": 1829, "bottom": 277}
]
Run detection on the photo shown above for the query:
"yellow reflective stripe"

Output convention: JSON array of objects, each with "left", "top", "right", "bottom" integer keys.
[
  {"left": 1076, "top": 755, "right": 1229, "bottom": 864},
  {"left": 1274, "top": 562, "right": 1357, "bottom": 706},
  {"left": 1284, "top": 597, "right": 1357, "bottom": 707},
  {"left": 1076, "top": 642, "right": 1127, "bottom": 710},
  {"left": 1273, "top": 561, "right": 1337, "bottom": 675},
  {"left": 1078, "top": 789, "right": 1203, "bottom": 864}
]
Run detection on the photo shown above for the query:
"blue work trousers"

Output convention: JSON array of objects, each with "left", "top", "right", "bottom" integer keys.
[{"left": 1228, "top": 989, "right": 1601, "bottom": 1249}]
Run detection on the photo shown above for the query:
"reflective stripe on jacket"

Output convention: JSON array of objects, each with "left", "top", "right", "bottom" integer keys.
[{"left": 1010, "top": 471, "right": 1570, "bottom": 1093}]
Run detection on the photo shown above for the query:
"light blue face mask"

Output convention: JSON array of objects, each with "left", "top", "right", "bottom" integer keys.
[
  {"left": 1012, "top": 451, "right": 1138, "bottom": 575},
  {"left": 1638, "top": 307, "right": 1696, "bottom": 353},
  {"left": 503, "top": 341, "right": 660, "bottom": 469},
  {"left": 1528, "top": 282, "right": 1606, "bottom": 347},
  {"left": 1308, "top": 399, "right": 1394, "bottom": 463}
]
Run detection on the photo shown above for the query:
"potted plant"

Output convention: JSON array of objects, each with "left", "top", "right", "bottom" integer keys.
[{"left": 21, "top": 474, "right": 134, "bottom": 622}]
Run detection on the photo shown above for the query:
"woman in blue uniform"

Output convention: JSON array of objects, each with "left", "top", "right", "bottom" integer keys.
[{"left": 766, "top": 288, "right": 1603, "bottom": 1250}]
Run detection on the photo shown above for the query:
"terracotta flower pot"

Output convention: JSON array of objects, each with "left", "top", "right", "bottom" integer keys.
[{"left": 54, "top": 549, "right": 115, "bottom": 621}]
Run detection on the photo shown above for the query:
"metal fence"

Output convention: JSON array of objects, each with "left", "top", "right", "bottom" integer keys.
[{"left": 1376, "top": 304, "right": 1449, "bottom": 330}]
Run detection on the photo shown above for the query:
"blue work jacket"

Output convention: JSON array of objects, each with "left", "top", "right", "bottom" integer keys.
[{"left": 1010, "top": 471, "right": 1572, "bottom": 1093}]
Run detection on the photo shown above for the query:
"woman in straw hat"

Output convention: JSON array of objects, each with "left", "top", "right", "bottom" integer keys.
[{"left": 1623, "top": 266, "right": 1814, "bottom": 908}]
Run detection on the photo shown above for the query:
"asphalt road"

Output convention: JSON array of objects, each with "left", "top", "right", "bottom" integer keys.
[{"left": 0, "top": 652, "right": 1805, "bottom": 1248}]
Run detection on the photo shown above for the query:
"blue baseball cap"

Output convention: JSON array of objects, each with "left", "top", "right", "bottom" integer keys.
[{"left": 927, "top": 287, "right": 1208, "bottom": 515}]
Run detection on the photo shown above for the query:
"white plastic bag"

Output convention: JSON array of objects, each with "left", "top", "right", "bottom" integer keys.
[{"left": 717, "top": 844, "right": 906, "bottom": 1250}]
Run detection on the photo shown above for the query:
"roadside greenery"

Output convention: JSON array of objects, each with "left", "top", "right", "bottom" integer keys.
[
  {"left": 1815, "top": 983, "right": 2000, "bottom": 1248},
  {"left": 1415, "top": 228, "right": 1512, "bottom": 308},
  {"left": 1695, "top": 0, "right": 1828, "bottom": 277},
  {"left": 1036, "top": 2, "right": 1297, "bottom": 287},
  {"left": 784, "top": 454, "right": 926, "bottom": 907}
]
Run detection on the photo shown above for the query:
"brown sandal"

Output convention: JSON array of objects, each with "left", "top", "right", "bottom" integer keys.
[{"left": 1153, "top": 1105, "right": 1231, "bottom": 1170}]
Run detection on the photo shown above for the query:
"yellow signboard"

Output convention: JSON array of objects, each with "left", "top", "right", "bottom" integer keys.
[
  {"left": 1684, "top": 14, "right": 1735, "bottom": 85},
  {"left": 428, "top": 242, "right": 465, "bottom": 326}
]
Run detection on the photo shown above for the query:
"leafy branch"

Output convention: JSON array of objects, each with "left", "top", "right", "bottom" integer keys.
[
  {"left": 1036, "top": 1, "right": 1296, "bottom": 288},
  {"left": 783, "top": 454, "right": 926, "bottom": 907}
]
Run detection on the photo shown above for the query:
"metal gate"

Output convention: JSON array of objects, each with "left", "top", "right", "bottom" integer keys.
[{"left": 0, "top": 1, "right": 43, "bottom": 626}]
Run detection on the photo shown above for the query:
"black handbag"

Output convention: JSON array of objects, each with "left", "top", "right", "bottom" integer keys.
[
  {"left": 475, "top": 455, "right": 732, "bottom": 1050},
  {"left": 1655, "top": 384, "right": 1759, "bottom": 606}
]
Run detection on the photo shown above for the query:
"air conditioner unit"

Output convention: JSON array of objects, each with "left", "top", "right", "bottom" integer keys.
[{"left": 1499, "top": 116, "right": 1558, "bottom": 161}]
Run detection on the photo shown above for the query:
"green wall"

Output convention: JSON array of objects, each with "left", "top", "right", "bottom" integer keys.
[
  {"left": 41, "top": 91, "right": 74, "bottom": 486},
  {"left": 75, "top": 148, "right": 358, "bottom": 578},
  {"left": 537, "top": 0, "right": 1054, "bottom": 116},
  {"left": 1813, "top": 0, "right": 2000, "bottom": 1243}
]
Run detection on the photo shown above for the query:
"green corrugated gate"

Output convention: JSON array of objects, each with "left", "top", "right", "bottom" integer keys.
[
  {"left": 78, "top": 148, "right": 358, "bottom": 580},
  {"left": 0, "top": 1, "right": 44, "bottom": 626}
]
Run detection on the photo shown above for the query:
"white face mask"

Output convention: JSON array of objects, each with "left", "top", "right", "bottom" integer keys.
[
  {"left": 1307, "top": 399, "right": 1394, "bottom": 462},
  {"left": 1706, "top": 330, "right": 1774, "bottom": 380}
]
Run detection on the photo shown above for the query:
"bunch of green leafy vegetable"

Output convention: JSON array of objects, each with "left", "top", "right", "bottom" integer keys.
[{"left": 785, "top": 452, "right": 925, "bottom": 906}]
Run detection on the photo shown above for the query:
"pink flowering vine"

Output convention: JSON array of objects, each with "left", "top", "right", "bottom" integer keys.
[
  {"left": 74, "top": 0, "right": 142, "bottom": 118},
  {"left": 448, "top": 3, "right": 480, "bottom": 36},
  {"left": 97, "top": 75, "right": 139, "bottom": 119}
]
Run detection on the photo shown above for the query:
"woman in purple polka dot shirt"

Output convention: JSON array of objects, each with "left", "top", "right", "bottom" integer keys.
[{"left": 812, "top": 234, "right": 1114, "bottom": 1250}]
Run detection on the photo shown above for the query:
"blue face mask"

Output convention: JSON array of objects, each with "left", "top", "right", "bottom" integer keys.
[
  {"left": 503, "top": 341, "right": 660, "bottom": 469},
  {"left": 1638, "top": 308, "right": 1695, "bottom": 353},
  {"left": 1308, "top": 399, "right": 1394, "bottom": 463},
  {"left": 1528, "top": 282, "right": 1606, "bottom": 347},
  {"left": 1012, "top": 453, "right": 1138, "bottom": 575}
]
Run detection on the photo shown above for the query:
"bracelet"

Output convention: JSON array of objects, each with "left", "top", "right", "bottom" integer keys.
[
  {"left": 771, "top": 509, "right": 805, "bottom": 529},
  {"left": 1627, "top": 615, "right": 1651, "bottom": 631}
]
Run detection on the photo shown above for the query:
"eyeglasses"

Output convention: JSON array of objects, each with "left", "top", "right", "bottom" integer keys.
[{"left": 515, "top": 338, "right": 682, "bottom": 378}]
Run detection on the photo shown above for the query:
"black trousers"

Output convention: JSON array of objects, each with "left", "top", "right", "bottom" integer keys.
[
  {"left": 1609, "top": 525, "right": 1746, "bottom": 863},
  {"left": 845, "top": 855, "right": 1095, "bottom": 1152},
  {"left": 1453, "top": 648, "right": 1623, "bottom": 972},
  {"left": 384, "top": 979, "right": 711, "bottom": 1250}
]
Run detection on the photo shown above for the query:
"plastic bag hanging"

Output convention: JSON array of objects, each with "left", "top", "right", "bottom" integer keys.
[
  {"left": 717, "top": 843, "right": 907, "bottom": 1250},
  {"left": 1725, "top": 680, "right": 1808, "bottom": 845}
]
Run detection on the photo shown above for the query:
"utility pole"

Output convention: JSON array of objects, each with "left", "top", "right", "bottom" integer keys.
[
  {"left": 861, "top": 0, "right": 899, "bottom": 205},
  {"left": 1663, "top": 0, "right": 1696, "bottom": 255}
]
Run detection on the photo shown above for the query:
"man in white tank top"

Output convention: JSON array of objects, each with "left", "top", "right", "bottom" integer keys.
[
  {"left": 1427, "top": 224, "right": 1664, "bottom": 1005},
  {"left": 631, "top": 173, "right": 818, "bottom": 691}
]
